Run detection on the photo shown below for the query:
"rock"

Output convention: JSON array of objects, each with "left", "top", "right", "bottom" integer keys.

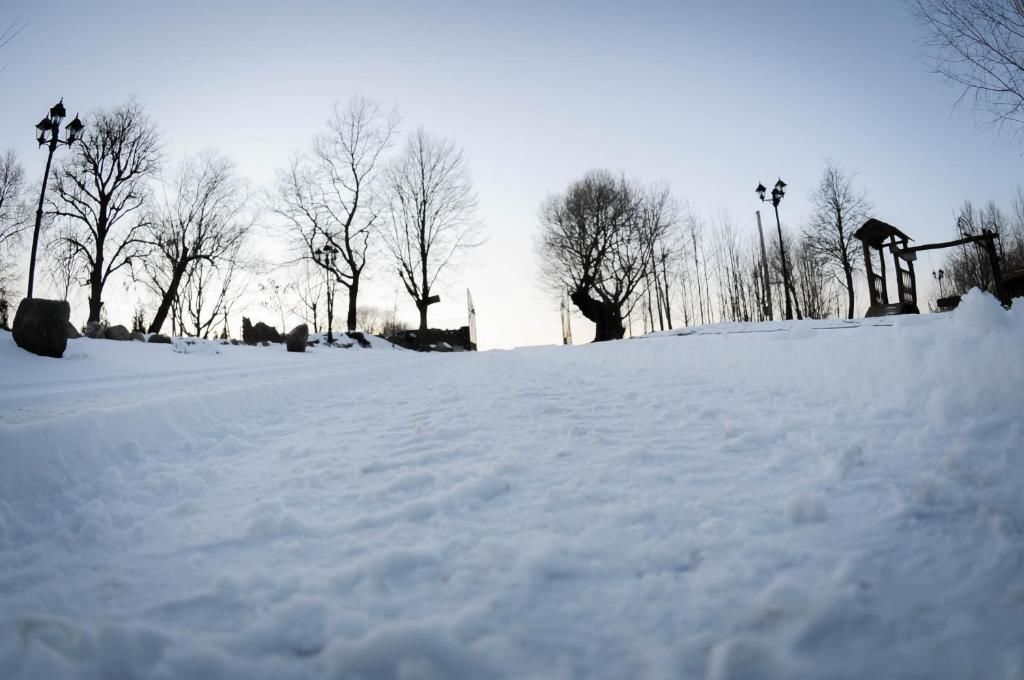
[
  {"left": 130, "top": 331, "right": 146, "bottom": 342},
  {"left": 286, "top": 324, "right": 309, "bottom": 353},
  {"left": 242, "top": 316, "right": 283, "bottom": 345},
  {"left": 104, "top": 324, "right": 131, "bottom": 341},
  {"left": 84, "top": 321, "right": 105, "bottom": 338},
  {"left": 148, "top": 333, "right": 172, "bottom": 344},
  {"left": 346, "top": 331, "right": 372, "bottom": 348},
  {"left": 66, "top": 322, "right": 81, "bottom": 339},
  {"left": 12, "top": 298, "right": 71, "bottom": 358}
]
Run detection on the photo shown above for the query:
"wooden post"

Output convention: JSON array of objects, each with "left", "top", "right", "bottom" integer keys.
[
  {"left": 878, "top": 239, "right": 889, "bottom": 304},
  {"left": 863, "top": 241, "right": 876, "bottom": 306},
  {"left": 983, "top": 230, "right": 1008, "bottom": 305}
]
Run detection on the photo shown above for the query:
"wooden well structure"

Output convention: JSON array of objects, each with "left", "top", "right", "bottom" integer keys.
[
  {"left": 854, "top": 218, "right": 920, "bottom": 317},
  {"left": 854, "top": 217, "right": 1012, "bottom": 316}
]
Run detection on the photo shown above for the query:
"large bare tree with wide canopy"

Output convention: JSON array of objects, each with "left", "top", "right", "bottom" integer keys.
[{"left": 538, "top": 170, "right": 671, "bottom": 342}]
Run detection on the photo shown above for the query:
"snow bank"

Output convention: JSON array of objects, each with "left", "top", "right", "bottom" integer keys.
[{"left": 1, "top": 293, "right": 1022, "bottom": 679}]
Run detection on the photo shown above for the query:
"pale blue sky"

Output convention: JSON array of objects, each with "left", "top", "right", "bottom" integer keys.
[{"left": 1, "top": 1, "right": 1020, "bottom": 347}]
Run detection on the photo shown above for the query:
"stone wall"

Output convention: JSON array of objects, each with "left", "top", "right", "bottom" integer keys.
[{"left": 387, "top": 326, "right": 475, "bottom": 352}]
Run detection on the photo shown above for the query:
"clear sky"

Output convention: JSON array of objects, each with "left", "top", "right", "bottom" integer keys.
[{"left": 1, "top": 0, "right": 1021, "bottom": 348}]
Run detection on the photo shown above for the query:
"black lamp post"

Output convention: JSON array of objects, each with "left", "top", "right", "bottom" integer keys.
[
  {"left": 313, "top": 242, "right": 339, "bottom": 344},
  {"left": 756, "top": 178, "right": 793, "bottom": 320},
  {"left": 28, "top": 99, "right": 83, "bottom": 299},
  {"left": 933, "top": 268, "right": 946, "bottom": 299}
]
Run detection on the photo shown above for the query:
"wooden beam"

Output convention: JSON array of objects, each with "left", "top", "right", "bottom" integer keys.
[{"left": 899, "top": 232, "right": 998, "bottom": 255}]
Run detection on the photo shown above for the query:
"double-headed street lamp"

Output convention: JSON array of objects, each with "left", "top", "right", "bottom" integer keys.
[
  {"left": 933, "top": 268, "right": 946, "bottom": 299},
  {"left": 756, "top": 178, "right": 793, "bottom": 320},
  {"left": 313, "top": 242, "right": 339, "bottom": 344},
  {"left": 28, "top": 99, "right": 83, "bottom": 299}
]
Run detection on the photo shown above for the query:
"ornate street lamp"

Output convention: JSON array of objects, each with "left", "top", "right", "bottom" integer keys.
[
  {"left": 313, "top": 242, "right": 339, "bottom": 344},
  {"left": 756, "top": 178, "right": 793, "bottom": 320},
  {"left": 28, "top": 99, "right": 83, "bottom": 298},
  {"left": 933, "top": 268, "right": 946, "bottom": 299}
]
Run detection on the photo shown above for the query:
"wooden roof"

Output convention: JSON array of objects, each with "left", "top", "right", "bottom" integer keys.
[{"left": 854, "top": 218, "right": 912, "bottom": 248}]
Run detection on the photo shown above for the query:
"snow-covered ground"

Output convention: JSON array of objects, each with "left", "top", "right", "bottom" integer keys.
[{"left": 1, "top": 290, "right": 1022, "bottom": 680}]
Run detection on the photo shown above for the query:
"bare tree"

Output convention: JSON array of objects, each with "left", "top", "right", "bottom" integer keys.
[
  {"left": 681, "top": 206, "right": 714, "bottom": 325},
  {"left": 0, "top": 150, "right": 26, "bottom": 290},
  {"left": 805, "top": 162, "right": 871, "bottom": 318},
  {"left": 355, "top": 304, "right": 385, "bottom": 334},
  {"left": 911, "top": 0, "right": 1024, "bottom": 134},
  {"left": 288, "top": 259, "right": 325, "bottom": 333},
  {"left": 45, "top": 228, "right": 78, "bottom": 301},
  {"left": 173, "top": 239, "right": 246, "bottom": 339},
  {"left": 0, "top": 150, "right": 26, "bottom": 328},
  {"left": 767, "top": 229, "right": 805, "bottom": 320},
  {"left": 140, "top": 152, "right": 249, "bottom": 334},
  {"left": 0, "top": 18, "right": 26, "bottom": 76},
  {"left": 48, "top": 101, "right": 160, "bottom": 324},
  {"left": 0, "top": 18, "right": 24, "bottom": 50},
  {"left": 940, "top": 198, "right": 1024, "bottom": 296},
  {"left": 274, "top": 97, "right": 399, "bottom": 332},
  {"left": 635, "top": 185, "right": 678, "bottom": 331},
  {"left": 538, "top": 171, "right": 669, "bottom": 341},
  {"left": 792, "top": 237, "right": 838, "bottom": 319},
  {"left": 384, "top": 128, "right": 480, "bottom": 331}
]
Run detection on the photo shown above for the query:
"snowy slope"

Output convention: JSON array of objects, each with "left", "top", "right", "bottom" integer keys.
[{"left": 1, "top": 290, "right": 1022, "bottom": 680}]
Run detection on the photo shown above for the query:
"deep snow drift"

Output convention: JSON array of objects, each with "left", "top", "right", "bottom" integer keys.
[{"left": 1, "top": 290, "right": 1022, "bottom": 679}]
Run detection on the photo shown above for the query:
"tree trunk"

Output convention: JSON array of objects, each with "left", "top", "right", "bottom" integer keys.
[
  {"left": 417, "top": 300, "right": 428, "bottom": 332},
  {"left": 87, "top": 276, "right": 103, "bottom": 324},
  {"left": 844, "top": 265, "right": 855, "bottom": 319},
  {"left": 570, "top": 288, "right": 624, "bottom": 342},
  {"left": 148, "top": 260, "right": 189, "bottom": 334},
  {"left": 346, "top": 281, "right": 359, "bottom": 332}
]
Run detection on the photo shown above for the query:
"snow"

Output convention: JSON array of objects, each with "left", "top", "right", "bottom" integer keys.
[{"left": 1, "top": 292, "right": 1023, "bottom": 679}]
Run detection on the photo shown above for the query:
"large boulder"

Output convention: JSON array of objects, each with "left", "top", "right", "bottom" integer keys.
[
  {"left": 66, "top": 322, "right": 81, "bottom": 339},
  {"left": 84, "top": 321, "right": 105, "bottom": 339},
  {"left": 104, "top": 324, "right": 131, "bottom": 341},
  {"left": 242, "top": 317, "right": 283, "bottom": 345},
  {"left": 130, "top": 331, "right": 146, "bottom": 342},
  {"left": 12, "top": 298, "right": 71, "bottom": 358},
  {"left": 286, "top": 324, "right": 309, "bottom": 353},
  {"left": 148, "top": 333, "right": 172, "bottom": 344}
]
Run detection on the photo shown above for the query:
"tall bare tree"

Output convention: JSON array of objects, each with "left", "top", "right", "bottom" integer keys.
[
  {"left": 274, "top": 97, "right": 399, "bottom": 332},
  {"left": 48, "top": 101, "right": 160, "bottom": 324},
  {"left": 805, "top": 162, "right": 871, "bottom": 319},
  {"left": 141, "top": 152, "right": 249, "bottom": 334},
  {"left": 0, "top": 150, "right": 26, "bottom": 326},
  {"left": 681, "top": 206, "right": 714, "bottom": 325},
  {"left": 792, "top": 237, "right": 838, "bottom": 319},
  {"left": 635, "top": 185, "right": 678, "bottom": 331},
  {"left": 911, "top": 0, "right": 1024, "bottom": 134},
  {"left": 384, "top": 128, "right": 480, "bottom": 331},
  {"left": 0, "top": 150, "right": 26, "bottom": 272}
]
